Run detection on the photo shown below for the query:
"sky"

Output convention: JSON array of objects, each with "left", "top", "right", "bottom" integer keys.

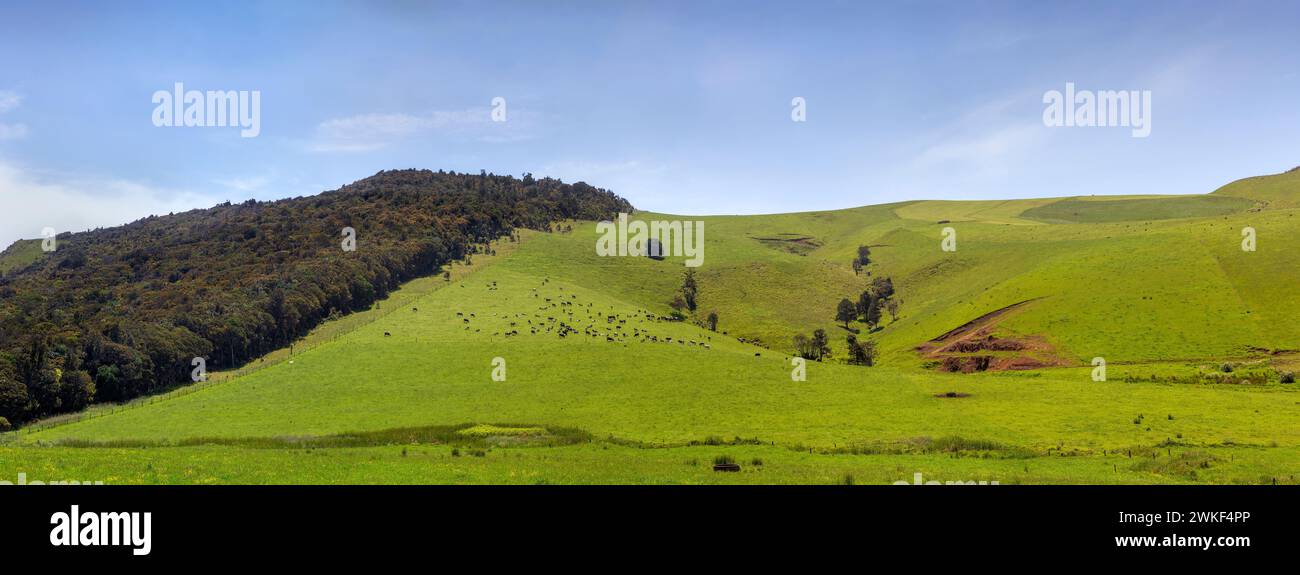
[{"left": 1, "top": 0, "right": 1298, "bottom": 248}]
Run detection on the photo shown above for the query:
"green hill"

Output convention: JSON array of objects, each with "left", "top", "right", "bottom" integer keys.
[
  {"left": 3, "top": 170, "right": 1299, "bottom": 485},
  {"left": 1212, "top": 166, "right": 1300, "bottom": 209},
  {"left": 0, "top": 239, "right": 43, "bottom": 274}
]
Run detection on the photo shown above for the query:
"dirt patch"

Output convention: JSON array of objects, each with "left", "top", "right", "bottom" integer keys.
[
  {"left": 917, "top": 298, "right": 1074, "bottom": 373},
  {"left": 751, "top": 234, "right": 822, "bottom": 256}
]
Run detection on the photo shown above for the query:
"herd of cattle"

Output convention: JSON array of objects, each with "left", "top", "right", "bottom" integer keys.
[{"left": 433, "top": 278, "right": 716, "bottom": 349}]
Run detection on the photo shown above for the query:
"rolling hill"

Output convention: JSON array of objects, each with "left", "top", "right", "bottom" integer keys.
[{"left": 1, "top": 169, "right": 1297, "bottom": 484}]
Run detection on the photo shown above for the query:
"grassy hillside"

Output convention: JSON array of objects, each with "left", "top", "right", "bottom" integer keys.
[
  {"left": 1212, "top": 166, "right": 1300, "bottom": 209},
  {"left": 496, "top": 194, "right": 1300, "bottom": 367},
  {"left": 0, "top": 170, "right": 632, "bottom": 426},
  {"left": 0, "top": 238, "right": 43, "bottom": 274},
  {"left": 30, "top": 257, "right": 1296, "bottom": 450},
  {"left": 3, "top": 173, "right": 1299, "bottom": 484},
  {"left": 1019, "top": 195, "right": 1255, "bottom": 223}
]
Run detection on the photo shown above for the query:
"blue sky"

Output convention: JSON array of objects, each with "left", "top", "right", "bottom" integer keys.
[{"left": 1, "top": 0, "right": 1298, "bottom": 247}]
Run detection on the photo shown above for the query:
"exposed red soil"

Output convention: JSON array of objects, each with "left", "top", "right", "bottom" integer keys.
[{"left": 917, "top": 298, "right": 1074, "bottom": 373}]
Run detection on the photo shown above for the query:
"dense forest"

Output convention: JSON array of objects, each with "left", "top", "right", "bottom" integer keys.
[{"left": 0, "top": 170, "right": 632, "bottom": 427}]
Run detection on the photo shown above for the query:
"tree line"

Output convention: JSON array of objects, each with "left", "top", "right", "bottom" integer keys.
[{"left": 0, "top": 169, "right": 632, "bottom": 428}]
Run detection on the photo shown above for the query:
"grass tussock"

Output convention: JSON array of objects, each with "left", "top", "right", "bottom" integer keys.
[{"left": 1131, "top": 450, "right": 1219, "bottom": 481}]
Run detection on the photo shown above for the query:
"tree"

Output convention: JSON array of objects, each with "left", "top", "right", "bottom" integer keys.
[
  {"left": 856, "top": 245, "right": 871, "bottom": 267},
  {"left": 793, "top": 334, "right": 814, "bottom": 360},
  {"left": 846, "top": 336, "right": 878, "bottom": 367},
  {"left": 668, "top": 295, "right": 687, "bottom": 312},
  {"left": 681, "top": 269, "right": 698, "bottom": 312},
  {"left": 57, "top": 369, "right": 95, "bottom": 412},
  {"left": 857, "top": 291, "right": 875, "bottom": 322},
  {"left": 885, "top": 299, "right": 900, "bottom": 322},
  {"left": 864, "top": 297, "right": 883, "bottom": 330},
  {"left": 706, "top": 311, "right": 719, "bottom": 332},
  {"left": 870, "top": 276, "right": 895, "bottom": 300},
  {"left": 835, "top": 298, "right": 857, "bottom": 328},
  {"left": 811, "top": 329, "right": 831, "bottom": 361},
  {"left": 861, "top": 338, "right": 878, "bottom": 366},
  {"left": 0, "top": 375, "right": 30, "bottom": 424}
]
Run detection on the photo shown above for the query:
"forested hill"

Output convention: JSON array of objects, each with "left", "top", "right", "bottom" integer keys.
[{"left": 0, "top": 170, "right": 632, "bottom": 426}]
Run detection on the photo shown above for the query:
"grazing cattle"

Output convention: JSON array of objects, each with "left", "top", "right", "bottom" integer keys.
[{"left": 384, "top": 332, "right": 392, "bottom": 337}]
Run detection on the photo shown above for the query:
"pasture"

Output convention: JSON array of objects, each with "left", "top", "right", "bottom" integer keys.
[{"left": 4, "top": 174, "right": 1299, "bottom": 484}]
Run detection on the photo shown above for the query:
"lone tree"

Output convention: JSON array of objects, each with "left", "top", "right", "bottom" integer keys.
[
  {"left": 836, "top": 298, "right": 857, "bottom": 328},
  {"left": 856, "top": 245, "right": 871, "bottom": 267},
  {"left": 885, "top": 299, "right": 900, "bottom": 323},
  {"left": 706, "top": 311, "right": 719, "bottom": 332},
  {"left": 681, "top": 269, "right": 698, "bottom": 312}
]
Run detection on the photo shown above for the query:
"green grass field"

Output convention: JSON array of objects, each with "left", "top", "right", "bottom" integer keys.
[
  {"left": 0, "top": 238, "right": 43, "bottom": 274},
  {"left": 3, "top": 170, "right": 1298, "bottom": 484}
]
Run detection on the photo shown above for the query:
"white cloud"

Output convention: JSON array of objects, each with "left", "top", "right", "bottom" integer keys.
[
  {"left": 307, "top": 107, "right": 534, "bottom": 152},
  {"left": 912, "top": 122, "right": 1043, "bottom": 177},
  {"left": 0, "top": 91, "right": 20, "bottom": 114},
  {"left": 0, "top": 159, "right": 220, "bottom": 249},
  {"left": 0, "top": 90, "right": 26, "bottom": 140},
  {"left": 905, "top": 91, "right": 1048, "bottom": 180}
]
